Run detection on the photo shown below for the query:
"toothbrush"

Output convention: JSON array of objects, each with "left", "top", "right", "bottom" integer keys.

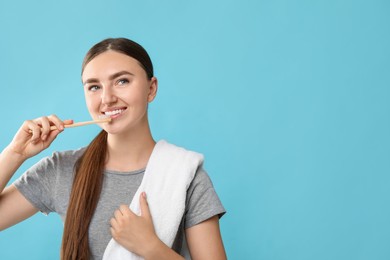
[{"left": 28, "top": 116, "right": 112, "bottom": 133}]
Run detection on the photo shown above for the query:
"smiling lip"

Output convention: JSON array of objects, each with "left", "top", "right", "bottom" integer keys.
[{"left": 102, "top": 108, "right": 127, "bottom": 118}]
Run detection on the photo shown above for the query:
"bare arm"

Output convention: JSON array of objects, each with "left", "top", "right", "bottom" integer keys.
[
  {"left": 0, "top": 115, "right": 71, "bottom": 231},
  {"left": 145, "top": 216, "right": 227, "bottom": 260},
  {"left": 186, "top": 216, "right": 227, "bottom": 260},
  {"left": 0, "top": 148, "right": 39, "bottom": 231},
  {"left": 0, "top": 184, "right": 39, "bottom": 231},
  {"left": 0, "top": 147, "right": 26, "bottom": 193}
]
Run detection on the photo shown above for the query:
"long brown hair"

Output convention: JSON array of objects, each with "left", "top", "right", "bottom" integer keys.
[{"left": 61, "top": 38, "right": 154, "bottom": 260}]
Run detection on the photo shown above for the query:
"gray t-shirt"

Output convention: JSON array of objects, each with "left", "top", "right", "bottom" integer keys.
[{"left": 14, "top": 147, "right": 225, "bottom": 259}]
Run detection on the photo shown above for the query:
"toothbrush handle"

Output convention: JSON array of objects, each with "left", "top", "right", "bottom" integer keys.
[
  {"left": 28, "top": 118, "right": 111, "bottom": 133},
  {"left": 63, "top": 118, "right": 110, "bottom": 129}
]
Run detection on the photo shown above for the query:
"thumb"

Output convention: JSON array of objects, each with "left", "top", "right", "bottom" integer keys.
[
  {"left": 63, "top": 119, "right": 74, "bottom": 126},
  {"left": 139, "top": 192, "right": 151, "bottom": 218}
]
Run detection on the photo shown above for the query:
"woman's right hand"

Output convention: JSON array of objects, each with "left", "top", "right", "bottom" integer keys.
[{"left": 6, "top": 115, "right": 73, "bottom": 161}]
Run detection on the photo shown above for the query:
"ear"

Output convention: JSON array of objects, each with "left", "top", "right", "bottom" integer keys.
[{"left": 147, "top": 77, "right": 158, "bottom": 103}]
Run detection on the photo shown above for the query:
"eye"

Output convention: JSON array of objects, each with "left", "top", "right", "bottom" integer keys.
[
  {"left": 88, "top": 85, "right": 101, "bottom": 92},
  {"left": 117, "top": 78, "right": 129, "bottom": 86}
]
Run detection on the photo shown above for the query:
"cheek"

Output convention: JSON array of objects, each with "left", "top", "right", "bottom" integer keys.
[
  {"left": 85, "top": 94, "right": 99, "bottom": 110},
  {"left": 123, "top": 90, "right": 148, "bottom": 105}
]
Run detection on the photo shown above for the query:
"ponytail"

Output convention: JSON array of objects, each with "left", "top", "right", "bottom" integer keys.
[{"left": 61, "top": 130, "right": 107, "bottom": 260}]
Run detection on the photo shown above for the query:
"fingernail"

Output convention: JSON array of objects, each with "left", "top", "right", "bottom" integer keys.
[
  {"left": 42, "top": 135, "right": 47, "bottom": 141},
  {"left": 142, "top": 192, "right": 146, "bottom": 198}
]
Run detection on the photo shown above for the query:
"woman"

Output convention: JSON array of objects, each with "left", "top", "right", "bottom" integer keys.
[{"left": 0, "top": 38, "right": 226, "bottom": 260}]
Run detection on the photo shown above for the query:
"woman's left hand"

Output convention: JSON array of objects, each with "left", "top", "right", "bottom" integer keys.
[{"left": 110, "top": 192, "right": 159, "bottom": 256}]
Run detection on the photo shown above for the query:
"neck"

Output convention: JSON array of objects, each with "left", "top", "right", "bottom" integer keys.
[{"left": 105, "top": 123, "right": 155, "bottom": 172}]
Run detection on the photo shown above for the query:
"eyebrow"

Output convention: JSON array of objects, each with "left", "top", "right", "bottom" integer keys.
[{"left": 83, "top": 71, "right": 135, "bottom": 85}]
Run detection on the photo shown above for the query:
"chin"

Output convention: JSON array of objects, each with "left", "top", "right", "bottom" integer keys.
[{"left": 102, "top": 124, "right": 133, "bottom": 135}]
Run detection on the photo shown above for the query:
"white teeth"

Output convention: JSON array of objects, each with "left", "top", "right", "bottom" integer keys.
[{"left": 104, "top": 109, "right": 124, "bottom": 116}]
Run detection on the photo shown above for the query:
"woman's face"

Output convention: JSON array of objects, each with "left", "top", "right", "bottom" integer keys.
[{"left": 82, "top": 50, "right": 157, "bottom": 135}]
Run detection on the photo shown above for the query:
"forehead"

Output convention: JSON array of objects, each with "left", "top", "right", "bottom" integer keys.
[{"left": 82, "top": 50, "right": 144, "bottom": 80}]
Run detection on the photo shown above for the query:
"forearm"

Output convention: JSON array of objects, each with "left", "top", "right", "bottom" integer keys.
[
  {"left": 143, "top": 238, "right": 184, "bottom": 260},
  {"left": 0, "top": 147, "right": 26, "bottom": 192}
]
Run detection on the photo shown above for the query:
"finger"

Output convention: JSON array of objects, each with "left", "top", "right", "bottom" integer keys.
[
  {"left": 110, "top": 227, "right": 117, "bottom": 238},
  {"left": 44, "top": 129, "right": 62, "bottom": 144},
  {"left": 139, "top": 192, "right": 151, "bottom": 218},
  {"left": 114, "top": 209, "right": 123, "bottom": 219},
  {"left": 47, "top": 114, "right": 66, "bottom": 131},
  {"left": 110, "top": 217, "right": 118, "bottom": 229},
  {"left": 37, "top": 116, "right": 51, "bottom": 141},
  {"left": 24, "top": 120, "right": 42, "bottom": 143},
  {"left": 63, "top": 119, "right": 74, "bottom": 126},
  {"left": 119, "top": 204, "right": 134, "bottom": 217}
]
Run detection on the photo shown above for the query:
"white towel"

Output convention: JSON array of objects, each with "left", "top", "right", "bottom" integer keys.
[{"left": 103, "top": 140, "right": 204, "bottom": 260}]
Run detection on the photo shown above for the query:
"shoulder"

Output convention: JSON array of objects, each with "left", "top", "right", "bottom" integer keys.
[
  {"left": 23, "top": 147, "right": 87, "bottom": 176},
  {"left": 190, "top": 167, "right": 211, "bottom": 188},
  {"left": 154, "top": 140, "right": 204, "bottom": 162},
  {"left": 185, "top": 166, "right": 226, "bottom": 228},
  {"left": 48, "top": 147, "right": 86, "bottom": 166},
  {"left": 51, "top": 146, "right": 86, "bottom": 160}
]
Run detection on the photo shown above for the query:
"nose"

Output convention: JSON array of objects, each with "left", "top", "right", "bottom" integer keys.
[{"left": 101, "top": 86, "right": 117, "bottom": 105}]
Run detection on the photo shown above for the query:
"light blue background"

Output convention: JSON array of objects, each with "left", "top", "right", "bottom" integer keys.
[{"left": 0, "top": 0, "right": 389, "bottom": 259}]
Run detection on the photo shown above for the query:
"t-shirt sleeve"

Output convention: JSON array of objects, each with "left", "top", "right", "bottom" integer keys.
[
  {"left": 184, "top": 166, "right": 226, "bottom": 229},
  {"left": 13, "top": 153, "right": 60, "bottom": 215}
]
